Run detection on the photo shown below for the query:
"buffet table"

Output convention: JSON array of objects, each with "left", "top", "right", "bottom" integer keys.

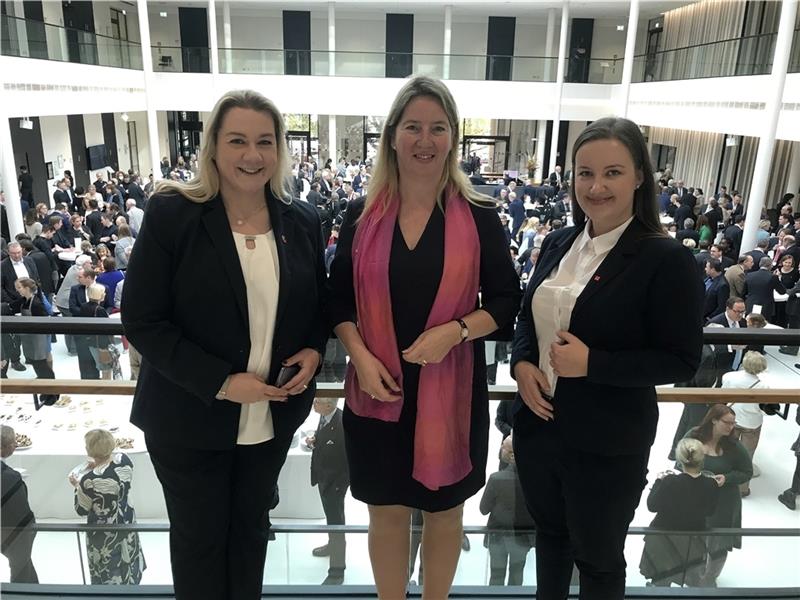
[{"left": 2, "top": 394, "right": 324, "bottom": 520}]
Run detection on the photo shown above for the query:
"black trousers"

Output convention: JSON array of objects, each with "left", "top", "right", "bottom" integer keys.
[
  {"left": 514, "top": 412, "right": 649, "bottom": 600},
  {"left": 318, "top": 481, "right": 347, "bottom": 575},
  {"left": 75, "top": 335, "right": 99, "bottom": 380},
  {"left": 147, "top": 433, "right": 292, "bottom": 600},
  {"left": 1, "top": 529, "right": 38, "bottom": 583}
]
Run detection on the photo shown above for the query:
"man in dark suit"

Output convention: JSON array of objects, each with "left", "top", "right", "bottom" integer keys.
[
  {"left": 743, "top": 257, "right": 786, "bottom": 322},
  {"left": 703, "top": 259, "right": 729, "bottom": 321},
  {"left": 723, "top": 215, "right": 745, "bottom": 257},
  {"left": 707, "top": 296, "right": 747, "bottom": 386},
  {"left": 1, "top": 425, "right": 38, "bottom": 583},
  {"left": 710, "top": 244, "right": 734, "bottom": 270},
  {"left": 694, "top": 241, "right": 711, "bottom": 277},
  {"left": 17, "top": 166, "right": 34, "bottom": 210},
  {"left": 84, "top": 199, "right": 104, "bottom": 242},
  {"left": 92, "top": 172, "right": 106, "bottom": 195},
  {"left": 551, "top": 196, "right": 570, "bottom": 223},
  {"left": 729, "top": 194, "right": 745, "bottom": 224},
  {"left": 674, "top": 201, "right": 692, "bottom": 233},
  {"left": 307, "top": 398, "right": 349, "bottom": 585},
  {"left": 69, "top": 265, "right": 100, "bottom": 379},
  {"left": 306, "top": 182, "right": 324, "bottom": 208},
  {"left": 18, "top": 239, "right": 56, "bottom": 301},
  {"left": 508, "top": 193, "right": 525, "bottom": 238},
  {"left": 703, "top": 197, "right": 723, "bottom": 234},
  {"left": 781, "top": 235, "right": 800, "bottom": 274},
  {"left": 479, "top": 435, "right": 535, "bottom": 586},
  {"left": 676, "top": 217, "right": 700, "bottom": 245},
  {"left": 745, "top": 239, "right": 770, "bottom": 273},
  {"left": 548, "top": 166, "right": 562, "bottom": 189},
  {"left": 52, "top": 179, "right": 70, "bottom": 207},
  {"left": 674, "top": 180, "right": 693, "bottom": 208},
  {"left": 126, "top": 176, "right": 146, "bottom": 209},
  {"left": 1, "top": 241, "right": 40, "bottom": 314}
]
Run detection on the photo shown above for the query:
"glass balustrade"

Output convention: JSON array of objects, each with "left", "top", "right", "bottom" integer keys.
[
  {"left": 1, "top": 14, "right": 142, "bottom": 70},
  {"left": 1, "top": 319, "right": 798, "bottom": 595}
]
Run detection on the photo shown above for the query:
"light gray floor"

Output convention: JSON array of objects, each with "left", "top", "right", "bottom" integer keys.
[{"left": 2, "top": 337, "right": 799, "bottom": 589}]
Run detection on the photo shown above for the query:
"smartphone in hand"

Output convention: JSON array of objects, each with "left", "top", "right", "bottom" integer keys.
[{"left": 274, "top": 364, "right": 301, "bottom": 388}]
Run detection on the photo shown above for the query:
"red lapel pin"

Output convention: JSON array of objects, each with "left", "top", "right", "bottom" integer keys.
[{"left": 593, "top": 275, "right": 601, "bottom": 282}]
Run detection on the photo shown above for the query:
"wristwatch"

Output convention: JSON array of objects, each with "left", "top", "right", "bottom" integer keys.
[{"left": 456, "top": 318, "right": 469, "bottom": 343}]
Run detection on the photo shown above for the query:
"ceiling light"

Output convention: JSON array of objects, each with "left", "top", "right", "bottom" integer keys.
[
  {"left": 122, "top": 9, "right": 126, "bottom": 15},
  {"left": 160, "top": 11, "right": 167, "bottom": 18},
  {"left": 121, "top": 113, "right": 130, "bottom": 122},
  {"left": 617, "top": 25, "right": 625, "bottom": 31}
]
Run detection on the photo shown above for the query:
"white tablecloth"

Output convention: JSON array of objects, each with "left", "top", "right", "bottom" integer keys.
[{"left": 2, "top": 394, "right": 323, "bottom": 520}]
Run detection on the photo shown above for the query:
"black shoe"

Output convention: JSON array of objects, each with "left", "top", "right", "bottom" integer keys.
[
  {"left": 461, "top": 534, "right": 471, "bottom": 551},
  {"left": 778, "top": 490, "right": 797, "bottom": 511},
  {"left": 322, "top": 574, "right": 343, "bottom": 585},
  {"left": 312, "top": 544, "right": 330, "bottom": 557},
  {"left": 779, "top": 346, "right": 799, "bottom": 356},
  {"left": 11, "top": 361, "right": 26, "bottom": 372}
]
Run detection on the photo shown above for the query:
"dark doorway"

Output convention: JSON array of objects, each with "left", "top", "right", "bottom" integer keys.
[
  {"left": 643, "top": 16, "right": 664, "bottom": 82},
  {"left": 167, "top": 111, "right": 203, "bottom": 165},
  {"left": 178, "top": 7, "right": 209, "bottom": 73},
  {"left": 566, "top": 18, "right": 594, "bottom": 83},
  {"left": 101, "top": 113, "right": 119, "bottom": 171},
  {"left": 486, "top": 16, "right": 515, "bottom": 81},
  {"left": 23, "top": 1, "right": 47, "bottom": 59},
  {"left": 287, "top": 130, "right": 312, "bottom": 163},
  {"left": 67, "top": 114, "right": 89, "bottom": 188},
  {"left": 461, "top": 135, "right": 510, "bottom": 173},
  {"left": 283, "top": 11, "right": 310, "bottom": 75},
  {"left": 62, "top": 1, "right": 97, "bottom": 65},
  {"left": 386, "top": 13, "right": 413, "bottom": 78},
  {"left": 9, "top": 117, "right": 48, "bottom": 207}
]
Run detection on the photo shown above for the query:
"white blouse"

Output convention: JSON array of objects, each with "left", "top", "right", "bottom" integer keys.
[
  {"left": 532, "top": 217, "right": 634, "bottom": 394},
  {"left": 232, "top": 230, "right": 280, "bottom": 445},
  {"left": 724, "top": 370, "right": 768, "bottom": 429}
]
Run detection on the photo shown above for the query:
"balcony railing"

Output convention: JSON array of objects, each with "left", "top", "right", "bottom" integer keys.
[
  {"left": 633, "top": 28, "right": 800, "bottom": 82},
  {"left": 0, "top": 14, "right": 143, "bottom": 70},
  {"left": 1, "top": 319, "right": 798, "bottom": 595}
]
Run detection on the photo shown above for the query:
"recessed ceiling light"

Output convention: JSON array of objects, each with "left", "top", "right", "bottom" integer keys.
[
  {"left": 160, "top": 11, "right": 167, "bottom": 18},
  {"left": 617, "top": 25, "right": 625, "bottom": 31},
  {"left": 122, "top": 9, "right": 126, "bottom": 15}
]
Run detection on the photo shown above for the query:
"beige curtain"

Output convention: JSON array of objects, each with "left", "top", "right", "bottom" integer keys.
[
  {"left": 649, "top": 127, "right": 724, "bottom": 193},
  {"left": 660, "top": 0, "right": 747, "bottom": 80}
]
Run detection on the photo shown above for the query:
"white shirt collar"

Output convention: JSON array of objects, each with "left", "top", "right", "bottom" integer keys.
[{"left": 577, "top": 216, "right": 634, "bottom": 256}]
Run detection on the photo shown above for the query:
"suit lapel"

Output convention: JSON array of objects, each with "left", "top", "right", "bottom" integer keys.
[
  {"left": 571, "top": 219, "right": 644, "bottom": 323},
  {"left": 267, "top": 191, "right": 294, "bottom": 329},
  {"left": 201, "top": 195, "right": 250, "bottom": 330}
]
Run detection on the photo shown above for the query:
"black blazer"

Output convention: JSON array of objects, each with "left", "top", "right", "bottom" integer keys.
[
  {"left": 1, "top": 257, "right": 40, "bottom": 311},
  {"left": 121, "top": 190, "right": 328, "bottom": 449},
  {"left": 1, "top": 462, "right": 36, "bottom": 548},
  {"left": 743, "top": 269, "right": 786, "bottom": 319},
  {"left": 703, "top": 274, "right": 729, "bottom": 321},
  {"left": 511, "top": 220, "right": 703, "bottom": 455},
  {"left": 310, "top": 408, "right": 349, "bottom": 489}
]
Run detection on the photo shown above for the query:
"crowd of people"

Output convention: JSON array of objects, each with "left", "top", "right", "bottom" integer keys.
[{"left": 1, "top": 75, "right": 798, "bottom": 598}]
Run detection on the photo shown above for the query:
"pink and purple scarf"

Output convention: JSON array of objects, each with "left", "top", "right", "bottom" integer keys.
[{"left": 345, "top": 188, "right": 480, "bottom": 490}]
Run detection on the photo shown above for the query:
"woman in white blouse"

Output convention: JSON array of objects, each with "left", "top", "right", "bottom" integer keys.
[
  {"left": 724, "top": 350, "right": 769, "bottom": 496},
  {"left": 510, "top": 117, "right": 704, "bottom": 599},
  {"left": 122, "top": 90, "right": 327, "bottom": 600}
]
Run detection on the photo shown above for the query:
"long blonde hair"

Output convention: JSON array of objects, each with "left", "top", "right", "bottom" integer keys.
[
  {"left": 364, "top": 76, "right": 493, "bottom": 216},
  {"left": 156, "top": 90, "right": 292, "bottom": 204}
]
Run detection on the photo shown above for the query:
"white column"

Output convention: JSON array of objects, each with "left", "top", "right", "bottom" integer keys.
[
  {"left": 548, "top": 2, "right": 569, "bottom": 176},
  {"left": 534, "top": 120, "right": 547, "bottom": 183},
  {"left": 208, "top": 0, "right": 219, "bottom": 76},
  {"left": 328, "top": 117, "right": 337, "bottom": 166},
  {"left": 328, "top": 2, "right": 335, "bottom": 76},
  {"left": 0, "top": 107, "right": 24, "bottom": 238},
  {"left": 443, "top": 5, "right": 452, "bottom": 79},
  {"left": 223, "top": 1, "right": 232, "bottom": 73},
  {"left": 137, "top": 0, "right": 163, "bottom": 181},
  {"left": 544, "top": 8, "right": 556, "bottom": 81},
  {"left": 618, "top": 0, "right": 639, "bottom": 117},
  {"left": 740, "top": 0, "right": 798, "bottom": 257}
]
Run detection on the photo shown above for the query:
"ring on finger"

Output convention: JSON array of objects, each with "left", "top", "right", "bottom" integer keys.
[
  {"left": 421, "top": 359, "right": 428, "bottom": 366},
  {"left": 302, "top": 384, "right": 308, "bottom": 390}
]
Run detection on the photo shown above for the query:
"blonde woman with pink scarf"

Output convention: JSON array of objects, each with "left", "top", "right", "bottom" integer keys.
[{"left": 328, "top": 76, "right": 521, "bottom": 599}]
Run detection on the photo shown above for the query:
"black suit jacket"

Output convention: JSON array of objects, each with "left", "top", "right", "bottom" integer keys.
[
  {"left": 745, "top": 249, "right": 767, "bottom": 273},
  {"left": 723, "top": 225, "right": 744, "bottom": 256},
  {"left": 68, "top": 284, "right": 90, "bottom": 316},
  {"left": 52, "top": 189, "right": 70, "bottom": 206},
  {"left": 85, "top": 211, "right": 103, "bottom": 240},
  {"left": 706, "top": 312, "right": 746, "bottom": 375},
  {"left": 310, "top": 408, "right": 349, "bottom": 489},
  {"left": 511, "top": 220, "right": 703, "bottom": 455},
  {"left": 676, "top": 228, "right": 700, "bottom": 245},
  {"left": 1, "top": 462, "right": 36, "bottom": 548},
  {"left": 122, "top": 190, "right": 328, "bottom": 449},
  {"left": 674, "top": 205, "right": 692, "bottom": 230},
  {"left": 743, "top": 269, "right": 786, "bottom": 319},
  {"left": 26, "top": 250, "right": 55, "bottom": 296},
  {"left": 703, "top": 274, "right": 729, "bottom": 320},
  {"left": 1, "top": 257, "right": 40, "bottom": 311}
]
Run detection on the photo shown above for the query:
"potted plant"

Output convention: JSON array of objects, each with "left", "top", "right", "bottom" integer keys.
[{"left": 526, "top": 156, "right": 539, "bottom": 179}]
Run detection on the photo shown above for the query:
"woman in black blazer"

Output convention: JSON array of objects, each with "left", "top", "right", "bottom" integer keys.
[
  {"left": 511, "top": 117, "right": 703, "bottom": 599},
  {"left": 122, "top": 90, "right": 327, "bottom": 600}
]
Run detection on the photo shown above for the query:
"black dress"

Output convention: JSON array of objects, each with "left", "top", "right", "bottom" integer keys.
[{"left": 328, "top": 198, "right": 520, "bottom": 512}]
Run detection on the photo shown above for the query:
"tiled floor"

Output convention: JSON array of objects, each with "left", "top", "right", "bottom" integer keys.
[{"left": 2, "top": 336, "right": 799, "bottom": 590}]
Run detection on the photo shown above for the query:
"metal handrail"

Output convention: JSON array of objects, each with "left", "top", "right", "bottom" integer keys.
[
  {"left": 1, "top": 13, "right": 143, "bottom": 46},
  {"left": 632, "top": 28, "right": 799, "bottom": 59}
]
